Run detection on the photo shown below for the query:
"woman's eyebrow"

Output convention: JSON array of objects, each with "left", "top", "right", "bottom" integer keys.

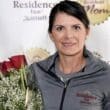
[
  {"left": 72, "top": 24, "right": 81, "bottom": 26},
  {"left": 53, "top": 24, "right": 64, "bottom": 27}
]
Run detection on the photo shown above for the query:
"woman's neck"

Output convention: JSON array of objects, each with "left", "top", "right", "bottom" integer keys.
[{"left": 58, "top": 52, "right": 86, "bottom": 74}]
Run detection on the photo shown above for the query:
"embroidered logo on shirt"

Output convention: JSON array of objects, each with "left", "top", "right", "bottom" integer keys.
[{"left": 76, "top": 91, "right": 97, "bottom": 104}]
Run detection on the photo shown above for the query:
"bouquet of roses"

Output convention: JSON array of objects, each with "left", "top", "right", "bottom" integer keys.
[{"left": 0, "top": 55, "right": 42, "bottom": 110}]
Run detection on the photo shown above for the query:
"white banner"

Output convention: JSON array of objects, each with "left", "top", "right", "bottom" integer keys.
[{"left": 0, "top": 0, "right": 110, "bottom": 64}]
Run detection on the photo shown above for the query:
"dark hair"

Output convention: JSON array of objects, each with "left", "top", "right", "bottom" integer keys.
[{"left": 48, "top": 0, "right": 90, "bottom": 33}]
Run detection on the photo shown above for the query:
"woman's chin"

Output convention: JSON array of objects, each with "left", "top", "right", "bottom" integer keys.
[{"left": 60, "top": 50, "right": 80, "bottom": 56}]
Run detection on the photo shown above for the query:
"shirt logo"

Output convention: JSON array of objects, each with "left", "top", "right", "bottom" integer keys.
[{"left": 76, "top": 91, "right": 97, "bottom": 104}]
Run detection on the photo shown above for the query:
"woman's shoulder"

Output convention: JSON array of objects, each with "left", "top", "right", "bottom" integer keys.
[
  {"left": 96, "top": 58, "right": 110, "bottom": 71},
  {"left": 29, "top": 52, "right": 58, "bottom": 72},
  {"left": 86, "top": 49, "right": 110, "bottom": 71}
]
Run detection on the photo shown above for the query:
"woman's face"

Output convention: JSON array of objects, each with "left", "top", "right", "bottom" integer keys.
[{"left": 50, "top": 12, "right": 90, "bottom": 56}]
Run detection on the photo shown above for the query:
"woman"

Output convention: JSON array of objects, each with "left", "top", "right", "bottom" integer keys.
[{"left": 27, "top": 1, "right": 110, "bottom": 110}]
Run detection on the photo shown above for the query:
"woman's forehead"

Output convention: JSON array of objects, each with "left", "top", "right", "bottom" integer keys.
[{"left": 53, "top": 12, "right": 83, "bottom": 25}]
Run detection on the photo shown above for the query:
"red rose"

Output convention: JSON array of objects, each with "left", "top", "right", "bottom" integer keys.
[
  {"left": 9, "top": 55, "right": 27, "bottom": 69},
  {"left": 0, "top": 61, "right": 14, "bottom": 75},
  {"left": 0, "top": 62, "right": 2, "bottom": 72}
]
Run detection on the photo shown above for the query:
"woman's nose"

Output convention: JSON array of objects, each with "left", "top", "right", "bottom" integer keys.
[{"left": 65, "top": 29, "right": 74, "bottom": 39}]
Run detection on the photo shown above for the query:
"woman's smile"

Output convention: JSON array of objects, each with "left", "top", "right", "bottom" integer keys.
[{"left": 62, "top": 42, "right": 76, "bottom": 48}]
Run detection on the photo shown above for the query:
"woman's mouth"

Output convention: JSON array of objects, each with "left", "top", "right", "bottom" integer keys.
[{"left": 62, "top": 42, "right": 76, "bottom": 47}]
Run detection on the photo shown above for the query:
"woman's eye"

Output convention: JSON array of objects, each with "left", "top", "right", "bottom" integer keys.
[
  {"left": 56, "top": 26, "right": 63, "bottom": 31},
  {"left": 73, "top": 25, "right": 81, "bottom": 31}
]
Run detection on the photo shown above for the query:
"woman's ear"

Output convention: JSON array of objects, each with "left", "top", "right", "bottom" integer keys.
[
  {"left": 87, "top": 27, "right": 90, "bottom": 35},
  {"left": 49, "top": 33, "right": 54, "bottom": 42},
  {"left": 86, "top": 27, "right": 90, "bottom": 39}
]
